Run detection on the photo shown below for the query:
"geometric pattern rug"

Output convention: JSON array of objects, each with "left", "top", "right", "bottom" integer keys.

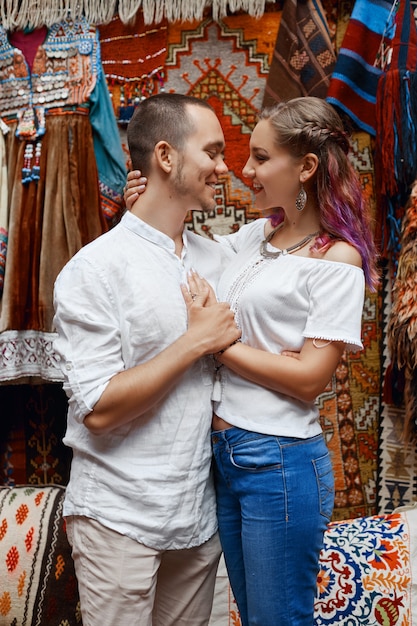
[
  {"left": 1, "top": 7, "right": 384, "bottom": 525},
  {"left": 0, "top": 384, "right": 71, "bottom": 488},
  {"left": 4, "top": 4, "right": 411, "bottom": 526},
  {"left": 0, "top": 485, "right": 80, "bottom": 625},
  {"left": 378, "top": 267, "right": 417, "bottom": 514}
]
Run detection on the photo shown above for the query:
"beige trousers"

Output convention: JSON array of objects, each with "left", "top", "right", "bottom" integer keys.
[{"left": 66, "top": 516, "right": 222, "bottom": 626}]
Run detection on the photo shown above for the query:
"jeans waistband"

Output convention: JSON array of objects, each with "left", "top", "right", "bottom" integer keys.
[{"left": 211, "top": 426, "right": 324, "bottom": 448}]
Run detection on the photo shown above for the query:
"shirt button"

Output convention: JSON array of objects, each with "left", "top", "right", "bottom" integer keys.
[{"left": 65, "top": 363, "right": 72, "bottom": 371}]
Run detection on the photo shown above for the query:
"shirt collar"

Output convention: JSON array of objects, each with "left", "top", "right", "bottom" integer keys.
[{"left": 121, "top": 210, "right": 189, "bottom": 255}]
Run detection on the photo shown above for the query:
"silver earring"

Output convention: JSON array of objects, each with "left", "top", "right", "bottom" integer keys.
[{"left": 295, "top": 184, "right": 307, "bottom": 211}]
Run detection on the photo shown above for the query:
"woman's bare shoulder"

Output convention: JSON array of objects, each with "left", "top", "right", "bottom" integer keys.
[{"left": 322, "top": 240, "right": 362, "bottom": 268}]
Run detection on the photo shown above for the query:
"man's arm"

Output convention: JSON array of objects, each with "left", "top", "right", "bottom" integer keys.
[
  {"left": 86, "top": 289, "right": 239, "bottom": 433},
  {"left": 54, "top": 268, "right": 240, "bottom": 435}
]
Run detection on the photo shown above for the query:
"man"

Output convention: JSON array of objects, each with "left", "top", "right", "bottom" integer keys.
[{"left": 53, "top": 93, "right": 240, "bottom": 626}]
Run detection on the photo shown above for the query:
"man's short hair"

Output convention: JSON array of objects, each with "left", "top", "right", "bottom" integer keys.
[{"left": 127, "top": 93, "right": 215, "bottom": 176}]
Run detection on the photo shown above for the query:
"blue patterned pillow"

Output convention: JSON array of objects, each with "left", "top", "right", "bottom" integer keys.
[
  {"left": 314, "top": 508, "right": 417, "bottom": 625},
  {"left": 210, "top": 507, "right": 417, "bottom": 625}
]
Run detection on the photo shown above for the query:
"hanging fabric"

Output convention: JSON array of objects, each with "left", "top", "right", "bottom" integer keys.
[
  {"left": 0, "top": 0, "right": 270, "bottom": 29},
  {"left": 326, "top": 0, "right": 396, "bottom": 136},
  {"left": 262, "top": 0, "right": 336, "bottom": 107},
  {"left": 99, "top": 12, "right": 168, "bottom": 126},
  {"left": 374, "top": 0, "right": 417, "bottom": 264},
  {"left": 0, "top": 118, "right": 8, "bottom": 295},
  {"left": 0, "top": 17, "right": 126, "bottom": 383},
  {"left": 387, "top": 182, "right": 417, "bottom": 442}
]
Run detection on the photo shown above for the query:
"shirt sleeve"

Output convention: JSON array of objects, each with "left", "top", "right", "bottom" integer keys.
[
  {"left": 53, "top": 256, "right": 125, "bottom": 423},
  {"left": 303, "top": 262, "right": 365, "bottom": 351}
]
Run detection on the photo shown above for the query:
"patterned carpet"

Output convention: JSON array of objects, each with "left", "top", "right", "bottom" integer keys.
[
  {"left": 0, "top": 384, "right": 71, "bottom": 487},
  {"left": 378, "top": 268, "right": 417, "bottom": 514},
  {"left": 1, "top": 5, "right": 397, "bottom": 526},
  {"left": 3, "top": 9, "right": 417, "bottom": 626},
  {"left": 0, "top": 485, "right": 80, "bottom": 625}
]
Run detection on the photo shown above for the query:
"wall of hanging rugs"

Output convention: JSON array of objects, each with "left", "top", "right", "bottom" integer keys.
[{"left": 0, "top": 1, "right": 416, "bottom": 522}]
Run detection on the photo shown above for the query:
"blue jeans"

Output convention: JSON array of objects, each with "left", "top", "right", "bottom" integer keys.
[{"left": 211, "top": 427, "right": 334, "bottom": 626}]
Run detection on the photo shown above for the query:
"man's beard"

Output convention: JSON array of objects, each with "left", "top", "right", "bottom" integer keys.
[{"left": 172, "top": 159, "right": 216, "bottom": 213}]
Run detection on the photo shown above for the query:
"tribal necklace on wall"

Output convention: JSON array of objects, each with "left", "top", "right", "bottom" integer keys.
[{"left": 260, "top": 223, "right": 320, "bottom": 259}]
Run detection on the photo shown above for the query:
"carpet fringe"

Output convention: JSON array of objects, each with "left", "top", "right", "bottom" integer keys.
[{"left": 0, "top": 0, "right": 270, "bottom": 28}]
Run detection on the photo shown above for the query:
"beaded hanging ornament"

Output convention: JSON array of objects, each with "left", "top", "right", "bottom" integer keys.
[
  {"left": 116, "top": 69, "right": 165, "bottom": 125},
  {"left": 16, "top": 106, "right": 45, "bottom": 184},
  {"left": 7, "top": 17, "right": 99, "bottom": 185}
]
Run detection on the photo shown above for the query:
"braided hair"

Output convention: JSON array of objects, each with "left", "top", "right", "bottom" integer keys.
[{"left": 260, "top": 97, "right": 379, "bottom": 291}]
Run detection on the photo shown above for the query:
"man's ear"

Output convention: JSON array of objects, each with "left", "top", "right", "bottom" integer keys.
[
  {"left": 154, "top": 140, "right": 174, "bottom": 173},
  {"left": 300, "top": 153, "right": 319, "bottom": 183}
]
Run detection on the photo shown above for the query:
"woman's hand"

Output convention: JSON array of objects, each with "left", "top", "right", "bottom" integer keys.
[
  {"left": 124, "top": 170, "right": 147, "bottom": 210},
  {"left": 281, "top": 350, "right": 300, "bottom": 359},
  {"left": 181, "top": 270, "right": 218, "bottom": 309},
  {"left": 181, "top": 270, "right": 241, "bottom": 355}
]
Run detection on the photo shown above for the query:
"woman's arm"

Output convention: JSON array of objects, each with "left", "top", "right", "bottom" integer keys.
[{"left": 217, "top": 338, "right": 345, "bottom": 403}]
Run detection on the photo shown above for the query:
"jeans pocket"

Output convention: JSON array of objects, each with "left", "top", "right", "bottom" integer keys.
[
  {"left": 313, "top": 453, "right": 334, "bottom": 520},
  {"left": 230, "top": 435, "right": 282, "bottom": 471}
]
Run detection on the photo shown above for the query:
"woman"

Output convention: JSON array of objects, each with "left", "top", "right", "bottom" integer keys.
[{"left": 125, "top": 96, "right": 378, "bottom": 626}]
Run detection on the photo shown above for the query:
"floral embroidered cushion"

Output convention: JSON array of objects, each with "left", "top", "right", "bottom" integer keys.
[
  {"left": 212, "top": 507, "right": 417, "bottom": 625},
  {"left": 0, "top": 485, "right": 80, "bottom": 625},
  {"left": 1, "top": 485, "right": 416, "bottom": 626},
  {"left": 314, "top": 508, "right": 417, "bottom": 625}
]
